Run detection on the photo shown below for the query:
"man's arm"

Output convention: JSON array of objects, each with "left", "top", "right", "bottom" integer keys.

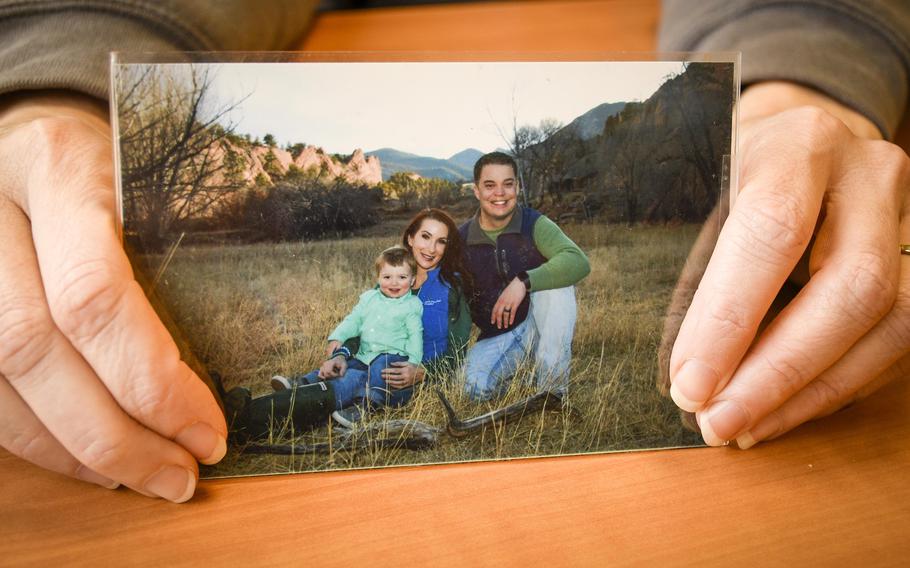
[
  {"left": 527, "top": 215, "right": 591, "bottom": 291},
  {"left": 489, "top": 215, "right": 590, "bottom": 329}
]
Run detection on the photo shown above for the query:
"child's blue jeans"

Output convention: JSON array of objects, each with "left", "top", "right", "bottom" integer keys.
[{"left": 293, "top": 353, "right": 413, "bottom": 409}]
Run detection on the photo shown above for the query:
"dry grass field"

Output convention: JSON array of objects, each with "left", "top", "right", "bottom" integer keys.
[{"left": 139, "top": 215, "right": 706, "bottom": 477}]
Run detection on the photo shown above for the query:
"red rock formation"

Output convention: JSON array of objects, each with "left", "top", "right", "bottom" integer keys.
[
  {"left": 345, "top": 149, "right": 382, "bottom": 185},
  {"left": 210, "top": 140, "right": 383, "bottom": 187},
  {"left": 290, "top": 145, "right": 382, "bottom": 185}
]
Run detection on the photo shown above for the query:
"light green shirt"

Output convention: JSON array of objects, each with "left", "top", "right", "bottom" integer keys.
[{"left": 328, "top": 288, "right": 423, "bottom": 365}]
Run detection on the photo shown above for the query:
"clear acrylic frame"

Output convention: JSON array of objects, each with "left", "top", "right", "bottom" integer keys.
[{"left": 110, "top": 51, "right": 740, "bottom": 479}]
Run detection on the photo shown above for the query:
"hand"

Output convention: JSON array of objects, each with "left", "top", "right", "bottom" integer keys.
[
  {"left": 491, "top": 277, "right": 527, "bottom": 329},
  {"left": 324, "top": 340, "right": 342, "bottom": 358},
  {"left": 668, "top": 82, "right": 910, "bottom": 448},
  {"left": 381, "top": 361, "right": 424, "bottom": 389},
  {"left": 317, "top": 355, "right": 347, "bottom": 380},
  {"left": 0, "top": 92, "right": 227, "bottom": 502}
]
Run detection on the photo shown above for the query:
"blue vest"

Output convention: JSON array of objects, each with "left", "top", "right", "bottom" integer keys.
[
  {"left": 416, "top": 267, "right": 449, "bottom": 361},
  {"left": 459, "top": 207, "right": 546, "bottom": 340}
]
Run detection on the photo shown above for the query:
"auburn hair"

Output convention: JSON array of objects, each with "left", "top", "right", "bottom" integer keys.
[{"left": 401, "top": 208, "right": 473, "bottom": 296}]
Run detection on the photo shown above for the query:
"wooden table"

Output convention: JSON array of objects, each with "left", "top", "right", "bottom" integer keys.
[{"left": 4, "top": 1, "right": 910, "bottom": 565}]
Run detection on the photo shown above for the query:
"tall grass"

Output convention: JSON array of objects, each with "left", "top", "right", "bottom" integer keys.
[{"left": 141, "top": 221, "right": 705, "bottom": 477}]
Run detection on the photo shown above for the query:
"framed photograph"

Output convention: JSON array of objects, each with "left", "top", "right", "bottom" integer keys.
[{"left": 111, "top": 53, "right": 739, "bottom": 478}]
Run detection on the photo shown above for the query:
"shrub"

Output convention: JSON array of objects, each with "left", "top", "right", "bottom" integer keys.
[{"left": 244, "top": 176, "right": 382, "bottom": 241}]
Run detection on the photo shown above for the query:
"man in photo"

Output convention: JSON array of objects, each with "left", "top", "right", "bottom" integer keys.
[{"left": 459, "top": 152, "right": 591, "bottom": 402}]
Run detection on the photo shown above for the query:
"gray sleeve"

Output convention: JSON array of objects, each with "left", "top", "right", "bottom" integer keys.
[
  {"left": 659, "top": 0, "right": 910, "bottom": 139},
  {"left": 0, "top": 0, "right": 318, "bottom": 101}
]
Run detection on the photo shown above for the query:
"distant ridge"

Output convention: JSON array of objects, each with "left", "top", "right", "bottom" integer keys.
[
  {"left": 447, "top": 148, "right": 485, "bottom": 172},
  {"left": 366, "top": 148, "right": 475, "bottom": 181},
  {"left": 363, "top": 104, "right": 625, "bottom": 182},
  {"left": 563, "top": 102, "right": 626, "bottom": 140}
]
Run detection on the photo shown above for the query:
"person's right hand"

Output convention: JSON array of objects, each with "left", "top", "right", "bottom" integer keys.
[
  {"left": 317, "top": 355, "right": 347, "bottom": 379},
  {"left": 0, "top": 92, "right": 227, "bottom": 503}
]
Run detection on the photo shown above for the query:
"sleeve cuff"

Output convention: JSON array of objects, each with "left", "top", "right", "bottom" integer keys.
[
  {"left": 0, "top": 1, "right": 316, "bottom": 101},
  {"left": 0, "top": 10, "right": 193, "bottom": 101},
  {"left": 660, "top": 1, "right": 909, "bottom": 139}
]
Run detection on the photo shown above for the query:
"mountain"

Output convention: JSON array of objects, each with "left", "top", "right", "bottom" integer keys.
[
  {"left": 366, "top": 148, "right": 473, "bottom": 181},
  {"left": 447, "top": 148, "right": 485, "bottom": 172},
  {"left": 520, "top": 62, "right": 734, "bottom": 225},
  {"left": 562, "top": 102, "right": 626, "bottom": 140}
]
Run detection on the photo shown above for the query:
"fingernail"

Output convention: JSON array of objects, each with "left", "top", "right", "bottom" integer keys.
[
  {"left": 739, "top": 415, "right": 783, "bottom": 447},
  {"left": 76, "top": 464, "right": 120, "bottom": 489},
  {"left": 145, "top": 465, "right": 195, "bottom": 503},
  {"left": 670, "top": 358, "right": 719, "bottom": 412},
  {"left": 696, "top": 411, "right": 724, "bottom": 446},
  {"left": 701, "top": 400, "right": 749, "bottom": 446},
  {"left": 176, "top": 422, "right": 227, "bottom": 465},
  {"left": 736, "top": 431, "right": 757, "bottom": 450}
]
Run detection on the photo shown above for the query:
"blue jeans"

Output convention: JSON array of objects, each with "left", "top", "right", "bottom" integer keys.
[
  {"left": 464, "top": 286, "right": 577, "bottom": 401},
  {"left": 365, "top": 353, "right": 414, "bottom": 408},
  {"left": 531, "top": 286, "right": 577, "bottom": 393},
  {"left": 294, "top": 353, "right": 414, "bottom": 409}
]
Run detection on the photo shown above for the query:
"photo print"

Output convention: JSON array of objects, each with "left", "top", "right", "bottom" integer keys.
[{"left": 111, "top": 54, "right": 738, "bottom": 478}]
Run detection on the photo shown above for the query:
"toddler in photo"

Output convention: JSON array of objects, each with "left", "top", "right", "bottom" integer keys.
[{"left": 275, "top": 245, "right": 424, "bottom": 426}]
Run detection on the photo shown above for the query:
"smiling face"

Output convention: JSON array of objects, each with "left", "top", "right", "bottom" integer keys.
[
  {"left": 407, "top": 218, "right": 449, "bottom": 272},
  {"left": 377, "top": 261, "right": 414, "bottom": 298},
  {"left": 473, "top": 163, "right": 519, "bottom": 229}
]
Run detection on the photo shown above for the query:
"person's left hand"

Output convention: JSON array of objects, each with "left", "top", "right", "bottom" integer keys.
[
  {"left": 381, "top": 361, "right": 424, "bottom": 389},
  {"left": 492, "top": 277, "right": 527, "bottom": 329},
  {"left": 667, "top": 82, "right": 910, "bottom": 449}
]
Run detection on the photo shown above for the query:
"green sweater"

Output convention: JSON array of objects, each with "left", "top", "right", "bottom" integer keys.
[
  {"left": 482, "top": 215, "right": 590, "bottom": 291},
  {"left": 328, "top": 289, "right": 423, "bottom": 365}
]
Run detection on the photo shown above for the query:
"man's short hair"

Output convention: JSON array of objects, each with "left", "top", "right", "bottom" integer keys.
[
  {"left": 473, "top": 151, "right": 518, "bottom": 183},
  {"left": 375, "top": 245, "right": 417, "bottom": 276}
]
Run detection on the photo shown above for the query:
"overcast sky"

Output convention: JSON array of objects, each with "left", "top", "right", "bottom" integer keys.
[{"left": 199, "top": 61, "right": 687, "bottom": 159}]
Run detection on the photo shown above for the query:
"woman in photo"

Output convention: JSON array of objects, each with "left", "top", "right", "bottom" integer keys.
[{"left": 228, "top": 208, "right": 473, "bottom": 439}]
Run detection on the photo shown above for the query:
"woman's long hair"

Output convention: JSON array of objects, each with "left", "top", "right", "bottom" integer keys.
[{"left": 401, "top": 208, "right": 473, "bottom": 296}]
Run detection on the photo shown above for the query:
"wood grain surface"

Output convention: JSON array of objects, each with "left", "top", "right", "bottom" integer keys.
[
  {"left": 4, "top": 1, "right": 910, "bottom": 565},
  {"left": 301, "top": 0, "right": 660, "bottom": 52},
  {"left": 3, "top": 377, "right": 908, "bottom": 566}
]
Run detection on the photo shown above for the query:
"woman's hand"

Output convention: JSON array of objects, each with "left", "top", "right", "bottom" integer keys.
[
  {"left": 0, "top": 92, "right": 227, "bottom": 502},
  {"left": 668, "top": 82, "right": 910, "bottom": 448},
  {"left": 381, "top": 361, "right": 424, "bottom": 389},
  {"left": 492, "top": 277, "right": 527, "bottom": 329}
]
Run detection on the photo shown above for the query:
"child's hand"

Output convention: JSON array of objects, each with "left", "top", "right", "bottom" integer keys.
[{"left": 317, "top": 356, "right": 347, "bottom": 380}]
